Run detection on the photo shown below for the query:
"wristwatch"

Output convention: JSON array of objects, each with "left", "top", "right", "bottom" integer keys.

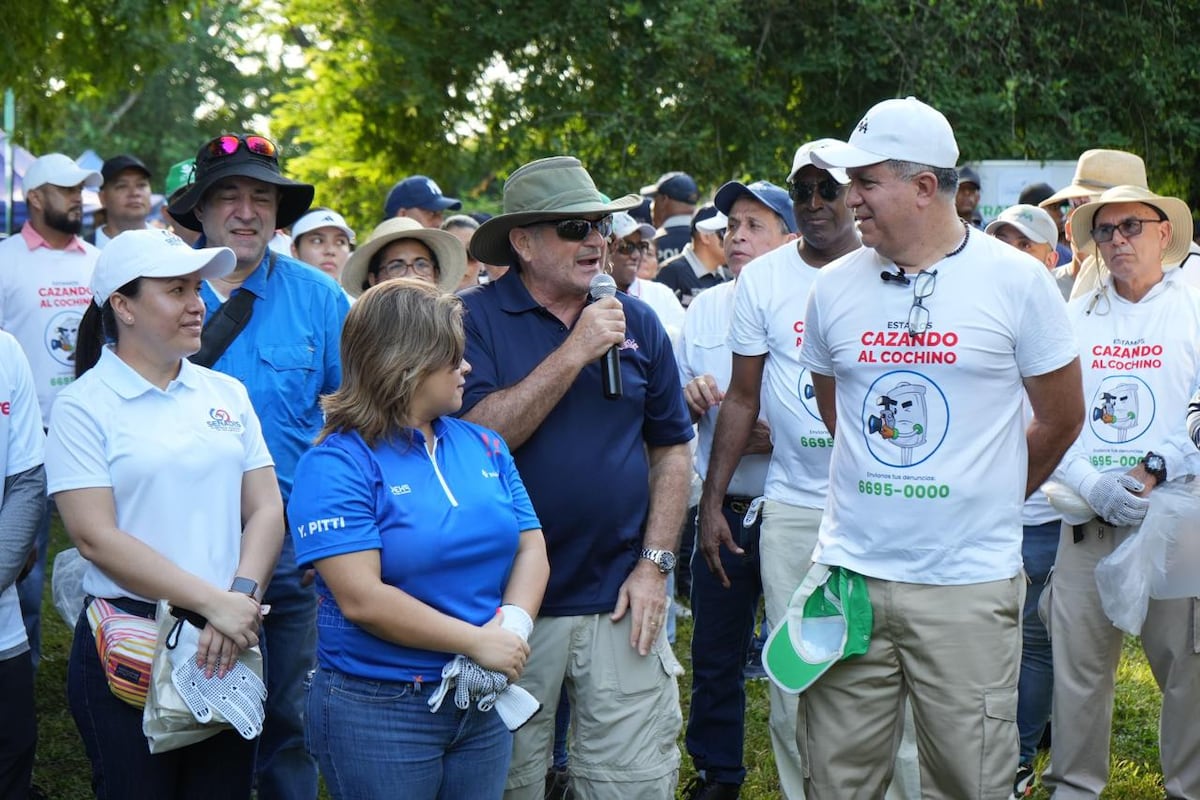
[
  {"left": 639, "top": 548, "right": 677, "bottom": 574},
  {"left": 1141, "top": 451, "right": 1167, "bottom": 485},
  {"left": 229, "top": 576, "right": 259, "bottom": 599}
]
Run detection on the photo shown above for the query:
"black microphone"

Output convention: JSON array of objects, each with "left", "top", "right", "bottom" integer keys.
[
  {"left": 879, "top": 269, "right": 910, "bottom": 285},
  {"left": 588, "top": 273, "right": 622, "bottom": 400}
]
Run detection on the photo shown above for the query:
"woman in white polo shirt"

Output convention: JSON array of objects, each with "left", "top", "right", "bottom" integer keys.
[{"left": 45, "top": 229, "right": 284, "bottom": 800}]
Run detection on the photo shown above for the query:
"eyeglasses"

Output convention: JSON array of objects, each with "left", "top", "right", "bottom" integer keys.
[
  {"left": 789, "top": 178, "right": 842, "bottom": 204},
  {"left": 379, "top": 258, "right": 437, "bottom": 278},
  {"left": 533, "top": 217, "right": 613, "bottom": 241},
  {"left": 203, "top": 135, "right": 278, "bottom": 161},
  {"left": 1091, "top": 217, "right": 1163, "bottom": 245},
  {"left": 615, "top": 240, "right": 651, "bottom": 256},
  {"left": 907, "top": 270, "right": 937, "bottom": 337}
]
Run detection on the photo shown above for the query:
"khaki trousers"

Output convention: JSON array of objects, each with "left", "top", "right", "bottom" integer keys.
[
  {"left": 798, "top": 575, "right": 1023, "bottom": 800},
  {"left": 760, "top": 501, "right": 921, "bottom": 800},
  {"left": 503, "top": 614, "right": 682, "bottom": 800},
  {"left": 1042, "top": 519, "right": 1200, "bottom": 799}
]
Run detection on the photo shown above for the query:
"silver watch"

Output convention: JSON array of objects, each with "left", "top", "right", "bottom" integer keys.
[{"left": 639, "top": 548, "right": 677, "bottom": 574}]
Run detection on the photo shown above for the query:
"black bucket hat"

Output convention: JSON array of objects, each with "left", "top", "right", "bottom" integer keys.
[{"left": 167, "top": 134, "right": 314, "bottom": 232}]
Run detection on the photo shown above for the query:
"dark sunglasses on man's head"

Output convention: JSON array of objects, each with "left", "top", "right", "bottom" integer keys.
[
  {"left": 789, "top": 178, "right": 842, "bottom": 204},
  {"left": 534, "top": 217, "right": 613, "bottom": 241},
  {"left": 204, "top": 134, "right": 278, "bottom": 161}
]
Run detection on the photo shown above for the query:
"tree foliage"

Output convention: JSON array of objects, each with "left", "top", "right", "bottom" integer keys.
[
  {"left": 2, "top": 1, "right": 281, "bottom": 183},
  {"left": 8, "top": 1, "right": 1200, "bottom": 229},
  {"left": 270, "top": 0, "right": 1200, "bottom": 233}
]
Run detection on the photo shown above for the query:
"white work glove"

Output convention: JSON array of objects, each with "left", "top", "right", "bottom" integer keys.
[
  {"left": 426, "top": 605, "right": 542, "bottom": 731},
  {"left": 1081, "top": 471, "right": 1150, "bottom": 527},
  {"left": 168, "top": 618, "right": 267, "bottom": 739}
]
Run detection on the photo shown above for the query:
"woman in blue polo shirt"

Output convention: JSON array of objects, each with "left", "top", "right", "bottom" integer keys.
[{"left": 289, "top": 278, "right": 548, "bottom": 800}]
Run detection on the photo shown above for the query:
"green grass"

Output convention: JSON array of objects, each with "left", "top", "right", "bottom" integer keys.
[{"left": 32, "top": 520, "right": 1166, "bottom": 798}]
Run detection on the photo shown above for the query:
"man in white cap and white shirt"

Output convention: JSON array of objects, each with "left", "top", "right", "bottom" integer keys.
[
  {"left": 696, "top": 140, "right": 918, "bottom": 799},
  {"left": 797, "top": 97, "right": 1083, "bottom": 798},
  {"left": 0, "top": 152, "right": 101, "bottom": 675},
  {"left": 1044, "top": 184, "right": 1200, "bottom": 800},
  {"left": 986, "top": 203, "right": 1068, "bottom": 298}
]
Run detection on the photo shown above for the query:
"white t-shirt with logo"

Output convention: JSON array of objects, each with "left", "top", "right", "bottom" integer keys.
[
  {"left": 0, "top": 333, "right": 46, "bottom": 655},
  {"left": 728, "top": 240, "right": 838, "bottom": 509},
  {"left": 800, "top": 232, "right": 1077, "bottom": 584},
  {"left": 676, "top": 280, "right": 769, "bottom": 497},
  {"left": 45, "top": 348, "right": 273, "bottom": 601},
  {"left": 0, "top": 235, "right": 98, "bottom": 421},
  {"left": 1056, "top": 272, "right": 1200, "bottom": 494}
]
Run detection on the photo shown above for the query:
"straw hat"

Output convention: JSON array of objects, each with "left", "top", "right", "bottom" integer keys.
[
  {"left": 1039, "top": 150, "right": 1147, "bottom": 208},
  {"left": 469, "top": 157, "right": 641, "bottom": 266},
  {"left": 1070, "top": 185, "right": 1193, "bottom": 267},
  {"left": 341, "top": 217, "right": 466, "bottom": 297}
]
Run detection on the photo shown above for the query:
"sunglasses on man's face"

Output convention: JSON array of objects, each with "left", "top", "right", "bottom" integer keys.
[
  {"left": 789, "top": 178, "right": 842, "bottom": 205},
  {"left": 203, "top": 135, "right": 278, "bottom": 161},
  {"left": 615, "top": 240, "right": 651, "bottom": 256},
  {"left": 534, "top": 217, "right": 614, "bottom": 241}
]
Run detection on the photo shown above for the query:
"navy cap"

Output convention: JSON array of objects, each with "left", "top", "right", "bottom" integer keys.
[
  {"left": 957, "top": 165, "right": 981, "bottom": 188},
  {"left": 1018, "top": 182, "right": 1056, "bottom": 206},
  {"left": 101, "top": 154, "right": 151, "bottom": 184},
  {"left": 384, "top": 175, "right": 462, "bottom": 217},
  {"left": 639, "top": 171, "right": 699, "bottom": 204},
  {"left": 713, "top": 180, "right": 797, "bottom": 234}
]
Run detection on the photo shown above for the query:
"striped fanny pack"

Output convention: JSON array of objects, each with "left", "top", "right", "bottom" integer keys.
[{"left": 86, "top": 598, "right": 158, "bottom": 708}]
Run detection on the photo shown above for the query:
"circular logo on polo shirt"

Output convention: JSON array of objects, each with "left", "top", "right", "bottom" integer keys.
[
  {"left": 860, "top": 369, "right": 949, "bottom": 468},
  {"left": 44, "top": 310, "right": 82, "bottom": 366},
  {"left": 207, "top": 408, "right": 243, "bottom": 433}
]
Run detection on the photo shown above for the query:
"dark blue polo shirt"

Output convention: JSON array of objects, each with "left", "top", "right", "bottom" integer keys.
[{"left": 458, "top": 271, "right": 693, "bottom": 616}]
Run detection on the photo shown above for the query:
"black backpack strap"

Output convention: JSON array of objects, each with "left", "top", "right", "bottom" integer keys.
[{"left": 188, "top": 253, "right": 273, "bottom": 368}]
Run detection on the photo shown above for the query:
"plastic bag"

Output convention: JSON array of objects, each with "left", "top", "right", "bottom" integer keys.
[
  {"left": 1142, "top": 477, "right": 1200, "bottom": 599},
  {"left": 143, "top": 600, "right": 265, "bottom": 754},
  {"left": 51, "top": 547, "right": 88, "bottom": 628},
  {"left": 1095, "top": 477, "right": 1200, "bottom": 634}
]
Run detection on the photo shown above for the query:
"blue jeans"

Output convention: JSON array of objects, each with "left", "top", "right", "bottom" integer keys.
[
  {"left": 685, "top": 501, "right": 762, "bottom": 785},
  {"left": 15, "top": 500, "right": 50, "bottom": 673},
  {"left": 1017, "top": 520, "right": 1058, "bottom": 764},
  {"left": 307, "top": 667, "right": 512, "bottom": 800},
  {"left": 256, "top": 536, "right": 319, "bottom": 800},
  {"left": 68, "top": 599, "right": 256, "bottom": 799}
]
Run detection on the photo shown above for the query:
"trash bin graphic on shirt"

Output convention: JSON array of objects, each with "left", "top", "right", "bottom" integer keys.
[
  {"left": 861, "top": 371, "right": 948, "bottom": 468},
  {"left": 44, "top": 310, "right": 81, "bottom": 366},
  {"left": 1089, "top": 376, "right": 1153, "bottom": 445}
]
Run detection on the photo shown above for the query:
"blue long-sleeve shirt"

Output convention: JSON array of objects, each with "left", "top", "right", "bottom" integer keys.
[{"left": 200, "top": 249, "right": 350, "bottom": 503}]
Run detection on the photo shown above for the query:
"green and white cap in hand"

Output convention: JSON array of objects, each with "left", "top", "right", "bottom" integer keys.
[{"left": 764, "top": 564, "right": 873, "bottom": 694}]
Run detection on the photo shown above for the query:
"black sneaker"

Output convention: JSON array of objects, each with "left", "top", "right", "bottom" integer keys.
[
  {"left": 545, "top": 767, "right": 572, "bottom": 800},
  {"left": 1012, "top": 763, "right": 1035, "bottom": 798},
  {"left": 743, "top": 644, "right": 767, "bottom": 681},
  {"left": 682, "top": 776, "right": 741, "bottom": 800}
]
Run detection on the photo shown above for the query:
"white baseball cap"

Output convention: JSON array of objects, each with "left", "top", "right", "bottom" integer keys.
[
  {"left": 985, "top": 204, "right": 1059, "bottom": 247},
  {"left": 788, "top": 138, "right": 849, "bottom": 184},
  {"left": 91, "top": 229, "right": 236, "bottom": 307},
  {"left": 24, "top": 153, "right": 102, "bottom": 192},
  {"left": 291, "top": 208, "right": 356, "bottom": 244},
  {"left": 611, "top": 211, "right": 655, "bottom": 241},
  {"left": 811, "top": 97, "right": 959, "bottom": 171}
]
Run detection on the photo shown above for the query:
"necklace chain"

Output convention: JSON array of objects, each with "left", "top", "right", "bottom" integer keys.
[{"left": 945, "top": 220, "right": 970, "bottom": 258}]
